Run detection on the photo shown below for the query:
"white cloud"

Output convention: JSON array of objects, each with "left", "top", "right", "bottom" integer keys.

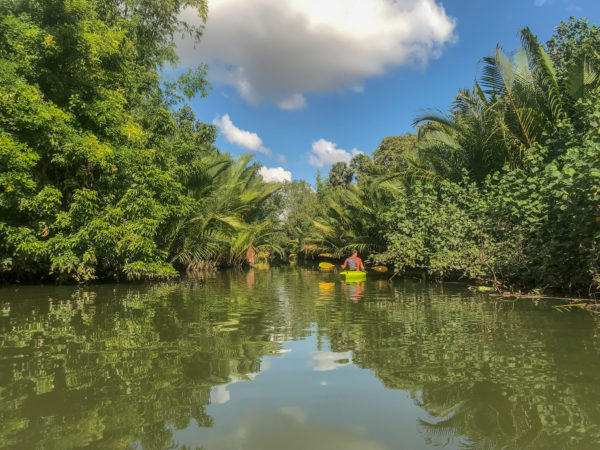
[
  {"left": 277, "top": 93, "right": 307, "bottom": 110},
  {"left": 534, "top": 0, "right": 547, "bottom": 5},
  {"left": 212, "top": 114, "right": 270, "bottom": 154},
  {"left": 259, "top": 166, "right": 292, "bottom": 183},
  {"left": 308, "top": 139, "right": 362, "bottom": 168},
  {"left": 178, "top": 0, "right": 456, "bottom": 108}
]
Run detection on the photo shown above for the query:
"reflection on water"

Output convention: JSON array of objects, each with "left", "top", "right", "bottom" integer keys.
[
  {"left": 1, "top": 268, "right": 600, "bottom": 449},
  {"left": 318, "top": 282, "right": 335, "bottom": 303},
  {"left": 312, "top": 351, "right": 352, "bottom": 371},
  {"left": 342, "top": 281, "right": 365, "bottom": 302},
  {"left": 202, "top": 407, "right": 388, "bottom": 450}
]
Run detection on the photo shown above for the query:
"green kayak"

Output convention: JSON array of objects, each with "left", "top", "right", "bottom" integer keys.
[{"left": 340, "top": 271, "right": 366, "bottom": 282}]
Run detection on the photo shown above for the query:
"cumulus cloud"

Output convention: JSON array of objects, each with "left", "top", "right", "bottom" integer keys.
[
  {"left": 212, "top": 114, "right": 270, "bottom": 154},
  {"left": 178, "top": 0, "right": 456, "bottom": 108},
  {"left": 308, "top": 139, "right": 361, "bottom": 168},
  {"left": 259, "top": 166, "right": 292, "bottom": 183}
]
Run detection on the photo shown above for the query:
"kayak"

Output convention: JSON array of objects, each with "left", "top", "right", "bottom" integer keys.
[{"left": 340, "top": 271, "right": 366, "bottom": 282}]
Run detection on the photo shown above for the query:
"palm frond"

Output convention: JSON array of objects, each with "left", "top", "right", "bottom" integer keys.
[
  {"left": 565, "top": 54, "right": 600, "bottom": 100},
  {"left": 480, "top": 46, "right": 535, "bottom": 148},
  {"left": 520, "top": 27, "right": 566, "bottom": 122}
]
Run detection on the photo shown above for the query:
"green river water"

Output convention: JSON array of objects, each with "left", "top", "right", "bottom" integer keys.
[{"left": 1, "top": 268, "right": 599, "bottom": 449}]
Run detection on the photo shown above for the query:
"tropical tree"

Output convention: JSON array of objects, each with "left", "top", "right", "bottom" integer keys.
[
  {"left": 267, "top": 180, "right": 319, "bottom": 258},
  {"left": 167, "top": 154, "right": 282, "bottom": 270},
  {"left": 372, "top": 133, "right": 418, "bottom": 173},
  {"left": 307, "top": 172, "right": 401, "bottom": 258},
  {"left": 413, "top": 26, "right": 600, "bottom": 183},
  {"left": 0, "top": 0, "right": 280, "bottom": 283},
  {"left": 310, "top": 20, "right": 600, "bottom": 294},
  {"left": 327, "top": 161, "right": 355, "bottom": 187}
]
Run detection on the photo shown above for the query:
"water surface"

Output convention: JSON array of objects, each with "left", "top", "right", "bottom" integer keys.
[{"left": 1, "top": 268, "right": 599, "bottom": 449}]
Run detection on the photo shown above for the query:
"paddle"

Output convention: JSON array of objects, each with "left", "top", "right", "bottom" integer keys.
[{"left": 320, "top": 262, "right": 388, "bottom": 273}]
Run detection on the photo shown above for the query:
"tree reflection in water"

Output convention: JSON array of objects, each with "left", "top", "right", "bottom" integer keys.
[{"left": 0, "top": 269, "right": 599, "bottom": 449}]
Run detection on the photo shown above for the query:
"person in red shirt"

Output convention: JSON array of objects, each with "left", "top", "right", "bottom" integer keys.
[{"left": 341, "top": 249, "right": 365, "bottom": 271}]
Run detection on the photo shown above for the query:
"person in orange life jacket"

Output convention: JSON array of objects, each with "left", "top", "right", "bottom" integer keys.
[{"left": 341, "top": 249, "right": 365, "bottom": 271}]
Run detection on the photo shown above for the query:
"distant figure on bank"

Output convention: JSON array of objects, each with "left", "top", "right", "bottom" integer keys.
[{"left": 342, "top": 249, "right": 365, "bottom": 271}]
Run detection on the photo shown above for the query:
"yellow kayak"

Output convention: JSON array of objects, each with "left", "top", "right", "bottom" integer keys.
[{"left": 340, "top": 271, "right": 366, "bottom": 282}]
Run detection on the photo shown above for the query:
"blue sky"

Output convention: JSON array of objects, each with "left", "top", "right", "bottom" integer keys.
[{"left": 177, "top": 0, "right": 600, "bottom": 183}]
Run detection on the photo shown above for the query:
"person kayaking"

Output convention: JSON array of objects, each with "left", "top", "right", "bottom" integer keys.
[{"left": 341, "top": 249, "right": 365, "bottom": 271}]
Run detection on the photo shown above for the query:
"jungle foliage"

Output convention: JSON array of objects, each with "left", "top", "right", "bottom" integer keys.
[
  {"left": 1, "top": 2, "right": 599, "bottom": 296},
  {"left": 308, "top": 18, "right": 600, "bottom": 296},
  {"left": 0, "top": 0, "right": 281, "bottom": 283}
]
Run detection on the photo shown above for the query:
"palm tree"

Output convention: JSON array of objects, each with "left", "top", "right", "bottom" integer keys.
[
  {"left": 413, "top": 27, "right": 600, "bottom": 183},
  {"left": 307, "top": 175, "right": 401, "bottom": 258},
  {"left": 167, "top": 154, "right": 281, "bottom": 270},
  {"left": 413, "top": 84, "right": 509, "bottom": 182}
]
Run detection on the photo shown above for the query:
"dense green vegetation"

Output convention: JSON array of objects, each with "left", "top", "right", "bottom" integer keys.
[
  {"left": 307, "top": 19, "right": 600, "bottom": 296},
  {"left": 0, "top": 0, "right": 283, "bottom": 283},
  {"left": 1, "top": 0, "right": 598, "bottom": 296}
]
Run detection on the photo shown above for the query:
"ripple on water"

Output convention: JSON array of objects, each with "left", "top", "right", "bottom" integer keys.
[{"left": 0, "top": 268, "right": 599, "bottom": 449}]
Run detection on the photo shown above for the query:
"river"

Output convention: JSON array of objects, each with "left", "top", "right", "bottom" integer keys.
[{"left": 1, "top": 268, "right": 599, "bottom": 449}]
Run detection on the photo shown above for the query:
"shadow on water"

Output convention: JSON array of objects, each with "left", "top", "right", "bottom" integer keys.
[{"left": 1, "top": 268, "right": 599, "bottom": 449}]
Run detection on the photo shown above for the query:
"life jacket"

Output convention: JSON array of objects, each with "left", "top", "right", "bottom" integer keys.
[{"left": 347, "top": 256, "right": 358, "bottom": 269}]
